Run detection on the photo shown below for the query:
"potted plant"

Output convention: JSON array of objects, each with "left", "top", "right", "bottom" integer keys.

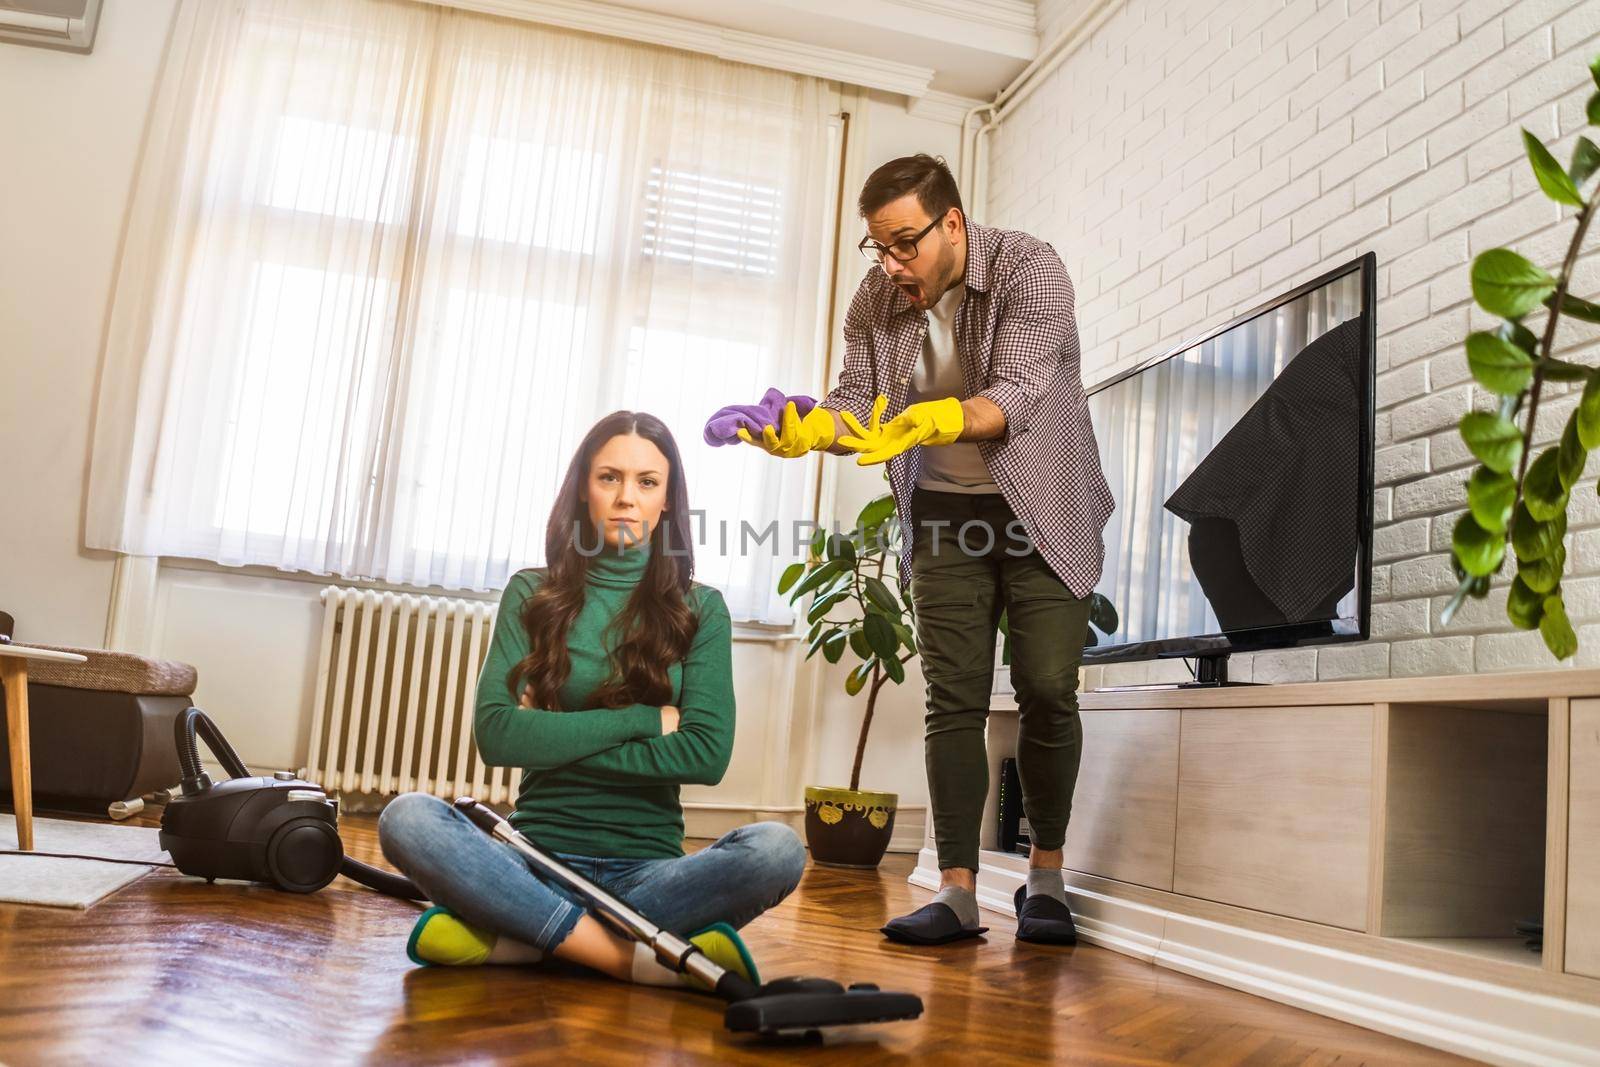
[
  {"left": 1442, "top": 52, "right": 1600, "bottom": 660},
  {"left": 780, "top": 489, "right": 910, "bottom": 868},
  {"left": 781, "top": 487, "right": 1121, "bottom": 867}
]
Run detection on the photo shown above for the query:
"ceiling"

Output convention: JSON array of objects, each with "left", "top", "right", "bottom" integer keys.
[{"left": 595, "top": 0, "right": 1039, "bottom": 100}]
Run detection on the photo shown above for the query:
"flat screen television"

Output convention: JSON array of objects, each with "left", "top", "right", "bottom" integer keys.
[{"left": 1081, "top": 252, "right": 1376, "bottom": 685}]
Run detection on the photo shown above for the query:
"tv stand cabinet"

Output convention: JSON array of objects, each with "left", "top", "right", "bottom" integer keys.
[{"left": 910, "top": 669, "right": 1600, "bottom": 1066}]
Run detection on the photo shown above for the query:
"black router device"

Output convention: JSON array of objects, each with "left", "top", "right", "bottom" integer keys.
[{"left": 998, "top": 757, "right": 1030, "bottom": 855}]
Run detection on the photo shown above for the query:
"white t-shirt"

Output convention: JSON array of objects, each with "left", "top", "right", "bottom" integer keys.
[{"left": 908, "top": 282, "right": 1000, "bottom": 494}]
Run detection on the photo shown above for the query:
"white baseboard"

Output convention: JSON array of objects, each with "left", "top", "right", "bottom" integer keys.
[
  {"left": 909, "top": 850, "right": 1600, "bottom": 1067},
  {"left": 685, "top": 802, "right": 928, "bottom": 853}
]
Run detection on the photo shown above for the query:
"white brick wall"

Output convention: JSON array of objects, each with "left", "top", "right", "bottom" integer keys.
[{"left": 993, "top": 0, "right": 1600, "bottom": 683}]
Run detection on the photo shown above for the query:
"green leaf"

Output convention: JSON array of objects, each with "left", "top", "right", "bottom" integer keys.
[
  {"left": 1452, "top": 513, "right": 1505, "bottom": 577},
  {"left": 805, "top": 621, "right": 832, "bottom": 649},
  {"left": 1591, "top": 55, "right": 1600, "bottom": 90},
  {"left": 1498, "top": 319, "right": 1540, "bottom": 355},
  {"left": 1471, "top": 249, "right": 1558, "bottom": 319},
  {"left": 790, "top": 559, "right": 843, "bottom": 601},
  {"left": 807, "top": 590, "right": 848, "bottom": 625},
  {"left": 1525, "top": 447, "right": 1570, "bottom": 521},
  {"left": 1507, "top": 574, "right": 1546, "bottom": 630},
  {"left": 822, "top": 633, "right": 846, "bottom": 664},
  {"left": 1540, "top": 591, "right": 1579, "bottom": 659},
  {"left": 863, "top": 576, "right": 899, "bottom": 615},
  {"left": 1451, "top": 553, "right": 1493, "bottom": 597},
  {"left": 1563, "top": 413, "right": 1590, "bottom": 491},
  {"left": 826, "top": 533, "right": 856, "bottom": 563},
  {"left": 1558, "top": 293, "right": 1600, "bottom": 324},
  {"left": 1443, "top": 554, "right": 1494, "bottom": 624},
  {"left": 1519, "top": 544, "right": 1567, "bottom": 595},
  {"left": 1439, "top": 573, "right": 1474, "bottom": 627},
  {"left": 890, "top": 620, "right": 917, "bottom": 655},
  {"left": 1512, "top": 502, "right": 1567, "bottom": 561},
  {"left": 857, "top": 493, "right": 897, "bottom": 530},
  {"left": 1459, "top": 411, "right": 1524, "bottom": 474},
  {"left": 997, "top": 610, "right": 1010, "bottom": 636},
  {"left": 882, "top": 655, "right": 906, "bottom": 685},
  {"left": 806, "top": 624, "right": 837, "bottom": 659},
  {"left": 1575, "top": 136, "right": 1600, "bottom": 186},
  {"left": 861, "top": 520, "right": 887, "bottom": 545},
  {"left": 1524, "top": 129, "right": 1586, "bottom": 206},
  {"left": 1540, "top": 357, "right": 1591, "bottom": 382},
  {"left": 1589, "top": 90, "right": 1600, "bottom": 126},
  {"left": 1467, "top": 466, "right": 1516, "bottom": 533},
  {"left": 1083, "top": 627, "right": 1098, "bottom": 648},
  {"left": 1466, "top": 330, "right": 1534, "bottom": 394},
  {"left": 844, "top": 661, "right": 871, "bottom": 696},
  {"left": 777, "top": 561, "right": 806, "bottom": 595},
  {"left": 848, "top": 628, "right": 871, "bottom": 661},
  {"left": 1088, "top": 592, "right": 1119, "bottom": 634},
  {"left": 1581, "top": 375, "right": 1600, "bottom": 449},
  {"left": 864, "top": 612, "right": 898, "bottom": 660}
]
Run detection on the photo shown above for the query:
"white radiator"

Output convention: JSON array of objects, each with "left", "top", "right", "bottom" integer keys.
[{"left": 305, "top": 587, "right": 517, "bottom": 804}]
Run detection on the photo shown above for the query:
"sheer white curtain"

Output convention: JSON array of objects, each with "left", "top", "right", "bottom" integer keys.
[{"left": 87, "top": 0, "right": 838, "bottom": 623}]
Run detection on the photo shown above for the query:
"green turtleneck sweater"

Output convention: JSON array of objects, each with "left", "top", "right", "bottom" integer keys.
[{"left": 473, "top": 540, "right": 735, "bottom": 859}]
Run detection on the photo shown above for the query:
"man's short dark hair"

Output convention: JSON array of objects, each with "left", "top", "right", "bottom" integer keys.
[{"left": 858, "top": 154, "right": 964, "bottom": 221}]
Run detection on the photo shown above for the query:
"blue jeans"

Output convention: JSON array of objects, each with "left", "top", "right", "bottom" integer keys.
[{"left": 377, "top": 792, "right": 807, "bottom": 957}]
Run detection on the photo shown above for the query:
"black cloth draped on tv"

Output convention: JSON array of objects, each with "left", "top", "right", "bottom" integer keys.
[{"left": 1163, "top": 316, "right": 1362, "bottom": 632}]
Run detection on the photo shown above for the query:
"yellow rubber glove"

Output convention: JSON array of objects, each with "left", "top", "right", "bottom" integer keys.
[
  {"left": 838, "top": 395, "right": 964, "bottom": 466},
  {"left": 736, "top": 400, "right": 836, "bottom": 459}
]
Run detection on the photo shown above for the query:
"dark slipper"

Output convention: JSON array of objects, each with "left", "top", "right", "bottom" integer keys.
[
  {"left": 880, "top": 902, "right": 988, "bottom": 945},
  {"left": 1014, "top": 886, "right": 1077, "bottom": 945}
]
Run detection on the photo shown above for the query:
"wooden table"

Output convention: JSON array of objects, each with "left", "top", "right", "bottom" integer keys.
[{"left": 1, "top": 645, "right": 87, "bottom": 850}]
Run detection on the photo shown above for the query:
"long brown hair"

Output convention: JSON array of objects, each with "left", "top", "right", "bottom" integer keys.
[{"left": 508, "top": 412, "right": 698, "bottom": 710}]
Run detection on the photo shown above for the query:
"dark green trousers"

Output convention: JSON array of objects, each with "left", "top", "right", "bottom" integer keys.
[{"left": 907, "top": 486, "right": 1091, "bottom": 872}]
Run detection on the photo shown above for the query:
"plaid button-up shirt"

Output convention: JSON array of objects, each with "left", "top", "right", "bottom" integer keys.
[{"left": 822, "top": 220, "right": 1115, "bottom": 597}]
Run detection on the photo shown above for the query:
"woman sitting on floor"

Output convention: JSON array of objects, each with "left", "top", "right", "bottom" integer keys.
[{"left": 379, "top": 411, "right": 806, "bottom": 988}]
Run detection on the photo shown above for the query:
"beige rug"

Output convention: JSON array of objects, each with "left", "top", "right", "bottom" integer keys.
[{"left": 0, "top": 813, "right": 168, "bottom": 908}]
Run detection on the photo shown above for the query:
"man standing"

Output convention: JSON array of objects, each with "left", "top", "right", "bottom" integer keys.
[{"left": 705, "top": 155, "right": 1112, "bottom": 945}]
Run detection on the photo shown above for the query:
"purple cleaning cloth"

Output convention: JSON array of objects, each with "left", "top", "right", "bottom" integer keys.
[{"left": 703, "top": 388, "right": 817, "bottom": 446}]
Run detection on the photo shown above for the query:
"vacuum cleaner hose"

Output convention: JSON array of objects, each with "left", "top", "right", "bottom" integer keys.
[
  {"left": 341, "top": 856, "right": 426, "bottom": 900},
  {"left": 175, "top": 706, "right": 252, "bottom": 792}
]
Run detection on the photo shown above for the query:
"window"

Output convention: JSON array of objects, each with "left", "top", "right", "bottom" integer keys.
[
  {"left": 643, "top": 164, "right": 782, "bottom": 276},
  {"left": 88, "top": 0, "right": 838, "bottom": 624}
]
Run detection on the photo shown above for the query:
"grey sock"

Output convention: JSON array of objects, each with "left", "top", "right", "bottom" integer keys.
[
  {"left": 1026, "top": 867, "right": 1067, "bottom": 905},
  {"left": 932, "top": 885, "right": 981, "bottom": 929}
]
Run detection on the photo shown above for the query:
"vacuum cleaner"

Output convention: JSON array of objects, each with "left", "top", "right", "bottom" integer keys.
[
  {"left": 449, "top": 795, "right": 924, "bottom": 1038},
  {"left": 159, "top": 706, "right": 422, "bottom": 898},
  {"left": 158, "top": 708, "right": 925, "bottom": 1038}
]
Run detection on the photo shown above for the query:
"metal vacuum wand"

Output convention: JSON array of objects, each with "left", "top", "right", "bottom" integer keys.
[{"left": 451, "top": 796, "right": 739, "bottom": 995}]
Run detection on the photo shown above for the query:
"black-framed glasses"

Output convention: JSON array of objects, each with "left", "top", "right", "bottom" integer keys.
[{"left": 858, "top": 215, "right": 944, "bottom": 264}]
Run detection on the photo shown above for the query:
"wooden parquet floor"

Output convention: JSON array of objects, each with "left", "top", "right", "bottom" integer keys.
[{"left": 0, "top": 811, "right": 1474, "bottom": 1066}]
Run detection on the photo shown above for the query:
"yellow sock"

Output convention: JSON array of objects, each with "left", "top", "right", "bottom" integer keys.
[
  {"left": 406, "top": 906, "right": 494, "bottom": 967},
  {"left": 680, "top": 922, "right": 761, "bottom": 991}
]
